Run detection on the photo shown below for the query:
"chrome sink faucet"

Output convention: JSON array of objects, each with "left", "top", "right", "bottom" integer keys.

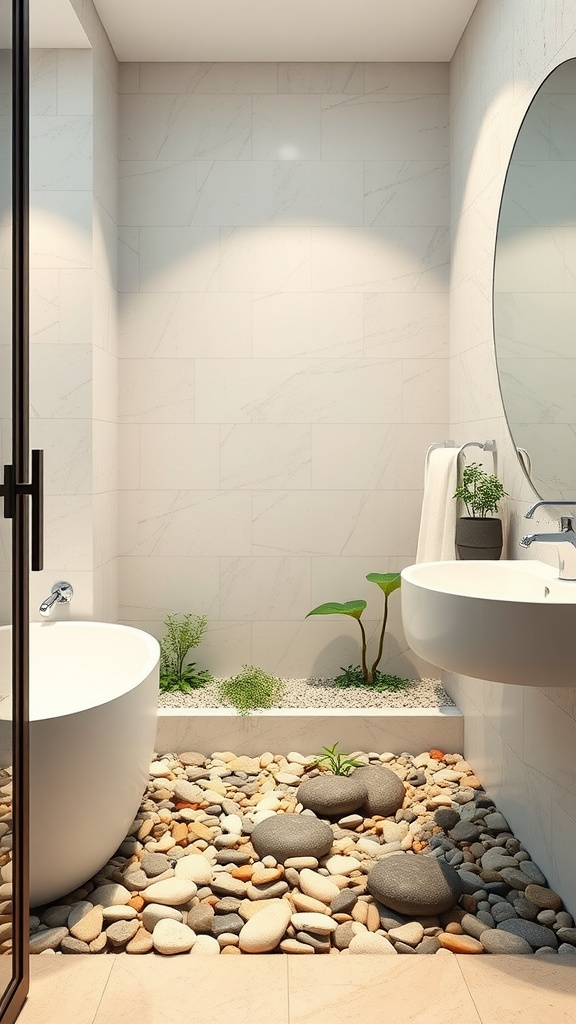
[
  {"left": 520, "top": 501, "right": 576, "bottom": 581},
  {"left": 39, "top": 580, "right": 74, "bottom": 617}
]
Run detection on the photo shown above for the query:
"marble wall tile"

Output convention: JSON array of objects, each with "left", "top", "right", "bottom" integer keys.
[
  {"left": 118, "top": 556, "right": 220, "bottom": 619},
  {"left": 310, "top": 423, "right": 446, "bottom": 490},
  {"left": 29, "top": 269, "right": 60, "bottom": 344},
  {"left": 311, "top": 225, "right": 449, "bottom": 292},
  {"left": 138, "top": 225, "right": 220, "bottom": 292},
  {"left": 220, "top": 556, "right": 311, "bottom": 620},
  {"left": 92, "top": 419, "right": 118, "bottom": 494},
  {"left": 29, "top": 418, "right": 92, "bottom": 495},
  {"left": 119, "top": 63, "right": 139, "bottom": 95},
  {"left": 59, "top": 270, "right": 93, "bottom": 345},
  {"left": 30, "top": 344, "right": 92, "bottom": 419},
  {"left": 364, "top": 292, "right": 449, "bottom": 360},
  {"left": 219, "top": 423, "right": 311, "bottom": 490},
  {"left": 42, "top": 494, "right": 93, "bottom": 571},
  {"left": 194, "top": 358, "right": 403, "bottom": 425},
  {"left": 277, "top": 63, "right": 364, "bottom": 95},
  {"left": 364, "top": 161, "right": 449, "bottom": 227},
  {"left": 119, "top": 292, "right": 252, "bottom": 359},
  {"left": 192, "top": 161, "right": 363, "bottom": 227},
  {"left": 118, "top": 227, "right": 140, "bottom": 292},
  {"left": 30, "top": 49, "right": 58, "bottom": 115},
  {"left": 321, "top": 94, "right": 448, "bottom": 161},
  {"left": 218, "top": 225, "right": 311, "bottom": 292},
  {"left": 29, "top": 190, "right": 92, "bottom": 270},
  {"left": 139, "top": 62, "right": 278, "bottom": 95},
  {"left": 402, "top": 358, "right": 449, "bottom": 423},
  {"left": 252, "top": 292, "right": 363, "bottom": 359},
  {"left": 252, "top": 95, "right": 321, "bottom": 160},
  {"left": 119, "top": 161, "right": 197, "bottom": 226},
  {"left": 364, "top": 63, "right": 449, "bottom": 96},
  {"left": 120, "top": 93, "right": 252, "bottom": 162},
  {"left": 138, "top": 423, "right": 220, "bottom": 490},
  {"left": 57, "top": 50, "right": 93, "bottom": 115},
  {"left": 119, "top": 358, "right": 195, "bottom": 423},
  {"left": 119, "top": 490, "right": 252, "bottom": 557}
]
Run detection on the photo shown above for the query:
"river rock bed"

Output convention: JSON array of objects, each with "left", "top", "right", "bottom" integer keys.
[{"left": 29, "top": 748, "right": 575, "bottom": 957}]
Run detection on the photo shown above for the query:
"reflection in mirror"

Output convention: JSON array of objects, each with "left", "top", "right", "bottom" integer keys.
[{"left": 494, "top": 58, "right": 576, "bottom": 499}]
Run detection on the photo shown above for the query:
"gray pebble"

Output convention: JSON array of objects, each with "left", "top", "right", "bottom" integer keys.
[
  {"left": 212, "top": 913, "right": 244, "bottom": 936},
  {"left": 491, "top": 902, "right": 518, "bottom": 924},
  {"left": 61, "top": 936, "right": 90, "bottom": 954},
  {"left": 449, "top": 821, "right": 481, "bottom": 844},
  {"left": 537, "top": 910, "right": 557, "bottom": 927},
  {"left": 141, "top": 853, "right": 170, "bottom": 878},
  {"left": 481, "top": 929, "right": 533, "bottom": 954},
  {"left": 460, "top": 913, "right": 490, "bottom": 939},
  {"left": 186, "top": 904, "right": 214, "bottom": 932},
  {"left": 296, "top": 931, "right": 331, "bottom": 952},
  {"left": 556, "top": 927, "right": 576, "bottom": 946},
  {"left": 558, "top": 943, "right": 576, "bottom": 955},
  {"left": 498, "top": 919, "right": 558, "bottom": 949},
  {"left": 331, "top": 890, "right": 358, "bottom": 915},
  {"left": 514, "top": 898, "right": 539, "bottom": 921},
  {"left": 416, "top": 935, "right": 441, "bottom": 954},
  {"left": 519, "top": 861, "right": 547, "bottom": 886},
  {"left": 556, "top": 912, "right": 574, "bottom": 929}
]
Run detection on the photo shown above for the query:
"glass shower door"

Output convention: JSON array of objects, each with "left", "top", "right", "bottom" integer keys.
[{"left": 0, "top": 2, "right": 31, "bottom": 1021}]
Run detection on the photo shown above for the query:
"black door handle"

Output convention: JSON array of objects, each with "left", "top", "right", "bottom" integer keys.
[{"left": 0, "top": 450, "right": 44, "bottom": 570}]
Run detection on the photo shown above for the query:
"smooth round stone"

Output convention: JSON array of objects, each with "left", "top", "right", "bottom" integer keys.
[
  {"left": 187, "top": 905, "right": 214, "bottom": 933},
  {"left": 173, "top": 780, "right": 204, "bottom": 804},
  {"left": 449, "top": 821, "right": 481, "bottom": 844},
  {"left": 41, "top": 906, "right": 71, "bottom": 929},
  {"left": 349, "top": 932, "right": 397, "bottom": 954},
  {"left": 388, "top": 922, "right": 425, "bottom": 947},
  {"left": 460, "top": 913, "right": 491, "bottom": 940},
  {"left": 439, "top": 932, "right": 484, "bottom": 954},
  {"left": 153, "top": 919, "right": 197, "bottom": 955},
  {"left": 89, "top": 884, "right": 131, "bottom": 908},
  {"left": 239, "top": 900, "right": 291, "bottom": 953},
  {"left": 179, "top": 751, "right": 206, "bottom": 767},
  {"left": 299, "top": 869, "right": 340, "bottom": 904},
  {"left": 190, "top": 934, "right": 220, "bottom": 955},
  {"left": 483, "top": 812, "right": 510, "bottom": 832},
  {"left": 519, "top": 862, "right": 547, "bottom": 886},
  {"left": 556, "top": 928, "right": 576, "bottom": 945},
  {"left": 514, "top": 897, "right": 539, "bottom": 921},
  {"left": 537, "top": 910, "right": 557, "bottom": 927},
  {"left": 126, "top": 928, "right": 154, "bottom": 954},
  {"left": 174, "top": 857, "right": 213, "bottom": 885},
  {"left": 353, "top": 765, "right": 405, "bottom": 817},
  {"left": 291, "top": 913, "right": 337, "bottom": 935},
  {"left": 142, "top": 878, "right": 197, "bottom": 906},
  {"left": 141, "top": 853, "right": 171, "bottom": 878},
  {"left": 252, "top": 814, "right": 333, "bottom": 863},
  {"left": 491, "top": 902, "right": 518, "bottom": 924},
  {"left": 211, "top": 876, "right": 248, "bottom": 898},
  {"left": 106, "top": 920, "right": 139, "bottom": 948},
  {"left": 524, "top": 884, "right": 561, "bottom": 911},
  {"left": 102, "top": 906, "right": 138, "bottom": 922},
  {"left": 220, "top": 814, "right": 243, "bottom": 835},
  {"left": 141, "top": 904, "right": 183, "bottom": 932},
  {"left": 499, "top": 868, "right": 530, "bottom": 891},
  {"left": 434, "top": 808, "right": 460, "bottom": 831},
  {"left": 29, "top": 927, "right": 68, "bottom": 953},
  {"left": 280, "top": 938, "right": 315, "bottom": 954},
  {"left": 61, "top": 936, "right": 90, "bottom": 955},
  {"left": 498, "top": 919, "right": 558, "bottom": 950},
  {"left": 368, "top": 854, "right": 463, "bottom": 916},
  {"left": 481, "top": 930, "right": 533, "bottom": 954},
  {"left": 331, "top": 890, "right": 358, "bottom": 915},
  {"left": 325, "top": 855, "right": 361, "bottom": 876},
  {"left": 211, "top": 914, "right": 244, "bottom": 937},
  {"left": 297, "top": 775, "right": 367, "bottom": 816},
  {"left": 69, "top": 904, "right": 103, "bottom": 943},
  {"left": 284, "top": 857, "right": 318, "bottom": 870},
  {"left": 480, "top": 850, "right": 519, "bottom": 873}
]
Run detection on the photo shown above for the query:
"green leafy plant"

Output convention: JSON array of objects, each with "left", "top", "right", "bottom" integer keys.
[
  {"left": 334, "top": 665, "right": 409, "bottom": 691},
  {"left": 312, "top": 742, "right": 364, "bottom": 776},
  {"left": 306, "top": 572, "right": 404, "bottom": 686},
  {"left": 218, "top": 665, "right": 284, "bottom": 716},
  {"left": 453, "top": 462, "right": 508, "bottom": 518},
  {"left": 159, "top": 613, "right": 212, "bottom": 693}
]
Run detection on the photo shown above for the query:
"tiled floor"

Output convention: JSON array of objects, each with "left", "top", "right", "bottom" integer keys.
[{"left": 18, "top": 953, "right": 576, "bottom": 1024}]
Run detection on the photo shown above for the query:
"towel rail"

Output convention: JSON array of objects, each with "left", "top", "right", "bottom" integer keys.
[{"left": 425, "top": 439, "right": 498, "bottom": 481}]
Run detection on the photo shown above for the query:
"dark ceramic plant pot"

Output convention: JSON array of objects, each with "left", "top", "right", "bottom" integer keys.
[{"left": 455, "top": 517, "right": 503, "bottom": 560}]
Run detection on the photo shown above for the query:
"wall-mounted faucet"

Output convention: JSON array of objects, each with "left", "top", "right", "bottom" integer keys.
[
  {"left": 520, "top": 501, "right": 576, "bottom": 581},
  {"left": 39, "top": 580, "right": 74, "bottom": 617}
]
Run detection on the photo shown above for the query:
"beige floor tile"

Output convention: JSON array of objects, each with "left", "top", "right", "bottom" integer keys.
[
  {"left": 458, "top": 954, "right": 576, "bottom": 1024},
  {"left": 94, "top": 953, "right": 289, "bottom": 1024},
  {"left": 20, "top": 956, "right": 114, "bottom": 1024},
  {"left": 287, "top": 955, "right": 482, "bottom": 1024}
]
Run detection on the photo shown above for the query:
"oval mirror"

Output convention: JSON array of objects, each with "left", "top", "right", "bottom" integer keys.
[{"left": 494, "top": 58, "right": 576, "bottom": 499}]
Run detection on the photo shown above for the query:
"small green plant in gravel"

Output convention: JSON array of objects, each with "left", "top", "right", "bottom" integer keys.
[
  {"left": 334, "top": 665, "right": 410, "bottom": 691},
  {"left": 159, "top": 613, "right": 212, "bottom": 693},
  {"left": 219, "top": 665, "right": 284, "bottom": 715},
  {"left": 306, "top": 572, "right": 409, "bottom": 688},
  {"left": 312, "top": 742, "right": 364, "bottom": 776}
]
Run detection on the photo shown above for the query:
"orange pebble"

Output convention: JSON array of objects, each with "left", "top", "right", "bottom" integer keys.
[
  {"left": 429, "top": 749, "right": 445, "bottom": 761},
  {"left": 231, "top": 865, "right": 254, "bottom": 881},
  {"left": 128, "top": 896, "right": 145, "bottom": 912}
]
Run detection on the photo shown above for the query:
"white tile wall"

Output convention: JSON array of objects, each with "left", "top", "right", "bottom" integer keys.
[
  {"left": 449, "top": 0, "right": 576, "bottom": 916},
  {"left": 118, "top": 61, "right": 450, "bottom": 676}
]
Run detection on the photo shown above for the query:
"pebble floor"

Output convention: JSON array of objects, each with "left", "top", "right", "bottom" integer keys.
[{"left": 28, "top": 746, "right": 575, "bottom": 958}]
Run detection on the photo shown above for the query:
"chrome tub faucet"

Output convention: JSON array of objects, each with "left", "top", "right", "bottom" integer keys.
[
  {"left": 520, "top": 501, "right": 576, "bottom": 581},
  {"left": 39, "top": 580, "right": 74, "bottom": 617}
]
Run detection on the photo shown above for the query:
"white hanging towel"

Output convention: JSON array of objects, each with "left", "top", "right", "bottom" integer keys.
[{"left": 415, "top": 447, "right": 459, "bottom": 562}]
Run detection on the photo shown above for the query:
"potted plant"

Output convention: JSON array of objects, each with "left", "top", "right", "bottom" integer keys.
[{"left": 452, "top": 462, "right": 508, "bottom": 560}]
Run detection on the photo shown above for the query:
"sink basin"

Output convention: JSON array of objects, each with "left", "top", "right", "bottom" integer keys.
[{"left": 401, "top": 560, "right": 576, "bottom": 687}]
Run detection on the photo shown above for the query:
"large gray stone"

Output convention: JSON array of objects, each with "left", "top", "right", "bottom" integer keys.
[
  {"left": 251, "top": 814, "right": 334, "bottom": 863},
  {"left": 367, "top": 853, "right": 463, "bottom": 916},
  {"left": 353, "top": 765, "right": 405, "bottom": 818},
  {"left": 481, "top": 929, "right": 533, "bottom": 954},
  {"left": 297, "top": 775, "right": 367, "bottom": 816},
  {"left": 497, "top": 919, "right": 558, "bottom": 950}
]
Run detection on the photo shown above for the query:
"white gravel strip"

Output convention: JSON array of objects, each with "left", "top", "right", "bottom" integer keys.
[{"left": 158, "top": 676, "right": 455, "bottom": 711}]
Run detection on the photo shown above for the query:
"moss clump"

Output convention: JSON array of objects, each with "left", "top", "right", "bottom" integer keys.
[{"left": 218, "top": 665, "right": 284, "bottom": 715}]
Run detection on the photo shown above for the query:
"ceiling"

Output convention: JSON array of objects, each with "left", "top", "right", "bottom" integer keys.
[
  {"left": 33, "top": 0, "right": 480, "bottom": 62},
  {"left": 30, "top": 0, "right": 90, "bottom": 49}
]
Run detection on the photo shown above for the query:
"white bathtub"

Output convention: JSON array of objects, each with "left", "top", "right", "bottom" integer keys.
[{"left": 1, "top": 621, "right": 159, "bottom": 907}]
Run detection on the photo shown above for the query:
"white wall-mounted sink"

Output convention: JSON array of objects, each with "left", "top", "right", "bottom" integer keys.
[{"left": 401, "top": 560, "right": 576, "bottom": 687}]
